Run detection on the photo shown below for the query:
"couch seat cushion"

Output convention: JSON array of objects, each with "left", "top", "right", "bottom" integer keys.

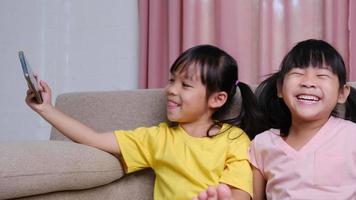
[{"left": 0, "top": 141, "right": 124, "bottom": 199}]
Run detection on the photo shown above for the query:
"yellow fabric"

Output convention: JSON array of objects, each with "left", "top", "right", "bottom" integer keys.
[{"left": 114, "top": 123, "right": 252, "bottom": 199}]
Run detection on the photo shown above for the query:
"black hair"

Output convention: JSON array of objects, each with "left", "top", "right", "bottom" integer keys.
[
  {"left": 169, "top": 44, "right": 267, "bottom": 139},
  {"left": 255, "top": 39, "right": 356, "bottom": 136}
]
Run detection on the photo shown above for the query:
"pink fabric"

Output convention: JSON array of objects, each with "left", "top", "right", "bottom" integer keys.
[
  {"left": 249, "top": 117, "right": 356, "bottom": 199},
  {"left": 138, "top": 0, "right": 169, "bottom": 88},
  {"left": 139, "top": 0, "right": 356, "bottom": 89},
  {"left": 350, "top": 0, "right": 356, "bottom": 81}
]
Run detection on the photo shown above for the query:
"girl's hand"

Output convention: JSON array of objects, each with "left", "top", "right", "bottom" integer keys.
[{"left": 25, "top": 79, "right": 53, "bottom": 113}]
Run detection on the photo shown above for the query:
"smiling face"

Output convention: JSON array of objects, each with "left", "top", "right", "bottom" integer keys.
[
  {"left": 165, "top": 65, "right": 212, "bottom": 124},
  {"left": 278, "top": 66, "right": 350, "bottom": 124}
]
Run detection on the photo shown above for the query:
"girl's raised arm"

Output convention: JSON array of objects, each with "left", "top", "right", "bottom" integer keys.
[{"left": 26, "top": 80, "right": 120, "bottom": 155}]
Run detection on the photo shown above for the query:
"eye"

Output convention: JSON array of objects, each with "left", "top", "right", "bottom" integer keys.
[
  {"left": 288, "top": 68, "right": 305, "bottom": 76},
  {"left": 317, "top": 74, "right": 331, "bottom": 79},
  {"left": 182, "top": 82, "right": 192, "bottom": 88},
  {"left": 289, "top": 71, "right": 304, "bottom": 76},
  {"left": 316, "top": 68, "right": 333, "bottom": 79},
  {"left": 168, "top": 78, "right": 175, "bottom": 84}
]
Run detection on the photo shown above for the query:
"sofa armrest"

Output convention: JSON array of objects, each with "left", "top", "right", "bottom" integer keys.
[{"left": 0, "top": 141, "right": 124, "bottom": 199}]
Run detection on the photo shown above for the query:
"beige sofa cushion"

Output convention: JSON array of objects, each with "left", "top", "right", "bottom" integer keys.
[{"left": 0, "top": 141, "right": 124, "bottom": 199}]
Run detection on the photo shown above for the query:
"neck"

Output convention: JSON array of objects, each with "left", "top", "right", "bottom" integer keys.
[
  {"left": 179, "top": 120, "right": 218, "bottom": 137},
  {"left": 290, "top": 116, "right": 330, "bottom": 137},
  {"left": 285, "top": 116, "right": 330, "bottom": 150}
]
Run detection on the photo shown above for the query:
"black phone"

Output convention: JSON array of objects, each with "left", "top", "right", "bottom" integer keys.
[{"left": 19, "top": 51, "right": 43, "bottom": 104}]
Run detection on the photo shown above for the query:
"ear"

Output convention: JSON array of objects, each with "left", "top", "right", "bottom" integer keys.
[
  {"left": 337, "top": 84, "right": 351, "bottom": 104},
  {"left": 208, "top": 91, "right": 228, "bottom": 109}
]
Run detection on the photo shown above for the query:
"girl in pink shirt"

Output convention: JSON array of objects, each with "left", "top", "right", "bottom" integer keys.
[
  {"left": 194, "top": 39, "right": 356, "bottom": 200},
  {"left": 251, "top": 39, "right": 356, "bottom": 200}
]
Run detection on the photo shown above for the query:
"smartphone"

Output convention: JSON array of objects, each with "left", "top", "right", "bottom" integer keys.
[{"left": 19, "top": 51, "right": 43, "bottom": 104}]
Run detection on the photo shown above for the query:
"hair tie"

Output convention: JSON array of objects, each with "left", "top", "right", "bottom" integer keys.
[{"left": 235, "top": 80, "right": 239, "bottom": 86}]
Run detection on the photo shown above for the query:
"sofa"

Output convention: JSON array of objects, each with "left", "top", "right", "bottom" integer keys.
[
  {"left": 1, "top": 83, "right": 355, "bottom": 199},
  {"left": 1, "top": 89, "right": 169, "bottom": 200}
]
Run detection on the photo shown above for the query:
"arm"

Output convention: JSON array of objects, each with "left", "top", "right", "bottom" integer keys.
[
  {"left": 26, "top": 80, "right": 120, "bottom": 155},
  {"left": 252, "top": 166, "right": 266, "bottom": 200}
]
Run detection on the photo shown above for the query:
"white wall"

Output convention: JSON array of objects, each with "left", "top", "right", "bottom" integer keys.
[{"left": 0, "top": 0, "right": 139, "bottom": 141}]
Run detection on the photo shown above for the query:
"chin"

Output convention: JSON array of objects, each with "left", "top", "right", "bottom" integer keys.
[{"left": 167, "top": 115, "right": 178, "bottom": 122}]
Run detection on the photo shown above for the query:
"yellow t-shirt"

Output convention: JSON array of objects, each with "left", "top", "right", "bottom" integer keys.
[{"left": 114, "top": 123, "right": 252, "bottom": 199}]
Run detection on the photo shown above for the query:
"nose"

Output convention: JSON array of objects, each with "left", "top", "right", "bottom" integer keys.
[
  {"left": 300, "top": 72, "right": 316, "bottom": 88},
  {"left": 165, "top": 82, "right": 178, "bottom": 95}
]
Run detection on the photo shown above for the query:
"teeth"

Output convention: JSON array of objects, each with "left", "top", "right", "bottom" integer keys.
[{"left": 297, "top": 95, "right": 319, "bottom": 101}]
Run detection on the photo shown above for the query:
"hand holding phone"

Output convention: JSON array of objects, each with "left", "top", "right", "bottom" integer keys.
[{"left": 19, "top": 51, "right": 43, "bottom": 104}]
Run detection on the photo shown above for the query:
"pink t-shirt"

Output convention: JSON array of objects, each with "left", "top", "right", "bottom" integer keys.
[{"left": 249, "top": 116, "right": 356, "bottom": 200}]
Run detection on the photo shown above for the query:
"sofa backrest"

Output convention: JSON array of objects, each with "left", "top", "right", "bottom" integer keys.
[
  {"left": 51, "top": 82, "right": 356, "bottom": 140},
  {"left": 51, "top": 89, "right": 168, "bottom": 140},
  {"left": 51, "top": 87, "right": 243, "bottom": 140}
]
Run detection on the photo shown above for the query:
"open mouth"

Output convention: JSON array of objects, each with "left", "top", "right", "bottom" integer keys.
[
  {"left": 296, "top": 95, "right": 320, "bottom": 103},
  {"left": 167, "top": 100, "right": 180, "bottom": 109}
]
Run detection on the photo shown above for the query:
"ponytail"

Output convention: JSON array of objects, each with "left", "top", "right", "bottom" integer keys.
[
  {"left": 345, "top": 86, "right": 356, "bottom": 123},
  {"left": 255, "top": 73, "right": 291, "bottom": 136},
  {"left": 237, "top": 82, "right": 267, "bottom": 139},
  {"left": 217, "top": 81, "right": 267, "bottom": 139}
]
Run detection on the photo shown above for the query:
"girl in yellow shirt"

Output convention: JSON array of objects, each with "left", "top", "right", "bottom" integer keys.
[{"left": 26, "top": 45, "right": 266, "bottom": 199}]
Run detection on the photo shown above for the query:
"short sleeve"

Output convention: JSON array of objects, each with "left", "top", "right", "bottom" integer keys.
[
  {"left": 114, "top": 126, "right": 160, "bottom": 173},
  {"left": 219, "top": 133, "right": 253, "bottom": 197},
  {"left": 248, "top": 140, "right": 258, "bottom": 168},
  {"left": 248, "top": 137, "right": 265, "bottom": 178}
]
